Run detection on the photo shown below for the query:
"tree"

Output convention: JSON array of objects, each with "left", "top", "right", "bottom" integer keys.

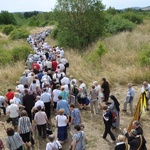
[
  {"left": 0, "top": 11, "right": 17, "bottom": 25},
  {"left": 54, "top": 0, "right": 105, "bottom": 49}
]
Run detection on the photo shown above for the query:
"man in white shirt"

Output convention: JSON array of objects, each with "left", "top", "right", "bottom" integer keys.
[
  {"left": 52, "top": 85, "right": 61, "bottom": 111},
  {"left": 6, "top": 100, "right": 19, "bottom": 128}
]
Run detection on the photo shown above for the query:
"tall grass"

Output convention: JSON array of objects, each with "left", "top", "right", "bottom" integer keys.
[
  {"left": 0, "top": 61, "right": 25, "bottom": 95},
  {"left": 65, "top": 20, "right": 150, "bottom": 87}
]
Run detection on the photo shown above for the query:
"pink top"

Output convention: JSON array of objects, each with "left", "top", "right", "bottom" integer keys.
[{"left": 34, "top": 111, "right": 47, "bottom": 125}]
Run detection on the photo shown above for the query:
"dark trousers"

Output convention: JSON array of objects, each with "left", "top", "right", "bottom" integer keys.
[
  {"left": 44, "top": 102, "right": 51, "bottom": 119},
  {"left": 37, "top": 124, "right": 46, "bottom": 139},
  {"left": 103, "top": 123, "right": 116, "bottom": 141},
  {"left": 0, "top": 106, "right": 6, "bottom": 115},
  {"left": 20, "top": 132, "right": 30, "bottom": 143}
]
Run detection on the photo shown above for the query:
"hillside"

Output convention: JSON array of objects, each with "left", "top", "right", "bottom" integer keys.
[{"left": 0, "top": 20, "right": 150, "bottom": 150}]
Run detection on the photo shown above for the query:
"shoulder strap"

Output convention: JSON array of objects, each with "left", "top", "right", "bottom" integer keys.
[{"left": 137, "top": 135, "right": 143, "bottom": 150}]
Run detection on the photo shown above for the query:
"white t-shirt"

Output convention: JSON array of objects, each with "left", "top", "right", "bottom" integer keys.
[
  {"left": 6, "top": 104, "right": 19, "bottom": 118},
  {"left": 61, "top": 77, "right": 70, "bottom": 85},
  {"left": 53, "top": 90, "right": 61, "bottom": 102},
  {"left": 56, "top": 115, "right": 67, "bottom": 127},
  {"left": 34, "top": 100, "right": 44, "bottom": 109},
  {"left": 60, "top": 58, "right": 67, "bottom": 65},
  {"left": 79, "top": 83, "right": 86, "bottom": 89},
  {"left": 46, "top": 141, "right": 61, "bottom": 150}
]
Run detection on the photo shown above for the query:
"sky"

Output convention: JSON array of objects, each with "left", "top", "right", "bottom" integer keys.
[{"left": 0, "top": 0, "right": 150, "bottom": 12}]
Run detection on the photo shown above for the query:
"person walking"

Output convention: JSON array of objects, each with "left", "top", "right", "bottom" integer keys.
[
  {"left": 101, "top": 78, "right": 110, "bottom": 104},
  {"left": 89, "top": 85, "right": 99, "bottom": 114},
  {"left": 34, "top": 106, "right": 48, "bottom": 139},
  {"left": 56, "top": 109, "right": 68, "bottom": 144},
  {"left": 108, "top": 95, "right": 120, "bottom": 129},
  {"left": 122, "top": 83, "right": 135, "bottom": 115},
  {"left": 102, "top": 105, "right": 116, "bottom": 143}
]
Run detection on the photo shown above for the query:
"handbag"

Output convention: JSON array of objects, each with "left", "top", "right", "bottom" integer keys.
[
  {"left": 85, "top": 97, "right": 90, "bottom": 105},
  {"left": 30, "top": 133, "right": 35, "bottom": 145},
  {"left": 46, "top": 127, "right": 53, "bottom": 135}
]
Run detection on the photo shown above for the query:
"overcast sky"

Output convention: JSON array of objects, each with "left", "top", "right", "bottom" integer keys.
[{"left": 0, "top": 0, "right": 150, "bottom": 12}]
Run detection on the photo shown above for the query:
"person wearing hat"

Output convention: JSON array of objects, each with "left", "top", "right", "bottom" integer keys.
[
  {"left": 46, "top": 134, "right": 62, "bottom": 150},
  {"left": 6, "top": 99, "right": 19, "bottom": 128}
]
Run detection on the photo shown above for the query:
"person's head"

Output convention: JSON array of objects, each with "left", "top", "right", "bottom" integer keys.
[
  {"left": 74, "top": 124, "right": 81, "bottom": 131},
  {"left": 8, "top": 88, "right": 12, "bottom": 92},
  {"left": 58, "top": 95, "right": 62, "bottom": 100},
  {"left": 92, "top": 85, "right": 95, "bottom": 89},
  {"left": 6, "top": 128, "right": 14, "bottom": 136},
  {"left": 128, "top": 83, "right": 132, "bottom": 88},
  {"left": 79, "top": 79, "right": 83, "bottom": 84},
  {"left": 36, "top": 96, "right": 41, "bottom": 101},
  {"left": 37, "top": 105, "right": 42, "bottom": 111},
  {"left": 24, "top": 84, "right": 29, "bottom": 89},
  {"left": 143, "top": 81, "right": 148, "bottom": 88},
  {"left": 56, "top": 84, "right": 60, "bottom": 89},
  {"left": 70, "top": 103, "right": 75, "bottom": 110},
  {"left": 102, "top": 77, "right": 106, "bottom": 82},
  {"left": 58, "top": 108, "right": 64, "bottom": 115},
  {"left": 21, "top": 110, "right": 28, "bottom": 117},
  {"left": 9, "top": 99, "right": 14, "bottom": 104},
  {"left": 14, "top": 92, "right": 18, "bottom": 97},
  {"left": 49, "top": 134, "right": 55, "bottom": 142},
  {"left": 117, "top": 135, "right": 125, "bottom": 142},
  {"left": 102, "top": 105, "right": 108, "bottom": 112},
  {"left": 132, "top": 120, "right": 140, "bottom": 129},
  {"left": 109, "top": 95, "right": 117, "bottom": 102},
  {"left": 130, "top": 129, "right": 137, "bottom": 137},
  {"left": 93, "top": 81, "right": 98, "bottom": 86},
  {"left": 61, "top": 86, "right": 65, "bottom": 91}
]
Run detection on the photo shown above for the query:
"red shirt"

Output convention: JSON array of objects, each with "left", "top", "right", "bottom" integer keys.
[
  {"left": 32, "top": 63, "right": 40, "bottom": 71},
  {"left": 5, "top": 91, "right": 14, "bottom": 101},
  {"left": 52, "top": 61, "right": 58, "bottom": 71}
]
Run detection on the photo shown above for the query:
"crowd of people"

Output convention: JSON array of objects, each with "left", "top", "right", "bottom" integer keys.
[{"left": 0, "top": 29, "right": 149, "bottom": 150}]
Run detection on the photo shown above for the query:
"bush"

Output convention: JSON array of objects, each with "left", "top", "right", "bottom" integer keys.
[
  {"left": 9, "top": 28, "right": 30, "bottom": 40},
  {"left": 2, "top": 25, "right": 15, "bottom": 35},
  {"left": 139, "top": 45, "right": 150, "bottom": 66},
  {"left": 121, "top": 11, "right": 143, "bottom": 24},
  {"left": 11, "top": 45, "right": 33, "bottom": 62},
  {"left": 105, "top": 15, "right": 136, "bottom": 34},
  {"left": 0, "top": 49, "right": 13, "bottom": 65}
]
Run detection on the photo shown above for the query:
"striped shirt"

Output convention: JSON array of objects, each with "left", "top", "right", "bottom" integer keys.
[
  {"left": 18, "top": 117, "right": 31, "bottom": 134},
  {"left": 6, "top": 133, "right": 23, "bottom": 150}
]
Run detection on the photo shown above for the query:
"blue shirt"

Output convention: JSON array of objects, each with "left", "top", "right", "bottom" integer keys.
[
  {"left": 56, "top": 100, "right": 69, "bottom": 115},
  {"left": 71, "top": 108, "right": 81, "bottom": 125}
]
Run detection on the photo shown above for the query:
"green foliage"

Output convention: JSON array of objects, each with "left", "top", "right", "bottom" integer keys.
[
  {"left": 139, "top": 45, "right": 150, "bottom": 66},
  {"left": 54, "top": 0, "right": 105, "bottom": 49},
  {"left": 0, "top": 11, "right": 17, "bottom": 25},
  {"left": 86, "top": 41, "right": 107, "bottom": 63},
  {"left": 121, "top": 11, "right": 143, "bottom": 24},
  {"left": 105, "top": 15, "right": 135, "bottom": 34},
  {"left": 11, "top": 45, "right": 32, "bottom": 62},
  {"left": 9, "top": 28, "right": 30, "bottom": 40},
  {"left": 106, "top": 7, "right": 120, "bottom": 15},
  {"left": 24, "top": 11, "right": 39, "bottom": 19},
  {"left": 2, "top": 25, "right": 15, "bottom": 35},
  {"left": 0, "top": 49, "right": 13, "bottom": 65},
  {"left": 28, "top": 16, "right": 40, "bottom": 26}
]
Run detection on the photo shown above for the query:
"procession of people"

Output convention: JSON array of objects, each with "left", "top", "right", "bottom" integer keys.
[{"left": 0, "top": 30, "right": 148, "bottom": 150}]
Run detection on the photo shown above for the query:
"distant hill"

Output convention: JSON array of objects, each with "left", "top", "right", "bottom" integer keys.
[
  {"left": 118, "top": 6, "right": 150, "bottom": 11},
  {"left": 141, "top": 6, "right": 150, "bottom": 11}
]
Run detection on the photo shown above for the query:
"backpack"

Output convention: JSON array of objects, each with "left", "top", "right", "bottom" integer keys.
[
  {"left": 110, "top": 111, "right": 117, "bottom": 123},
  {"left": 72, "top": 85, "right": 79, "bottom": 95}
]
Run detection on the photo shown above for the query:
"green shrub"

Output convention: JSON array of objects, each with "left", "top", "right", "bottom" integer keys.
[
  {"left": 11, "top": 45, "right": 33, "bottom": 62},
  {"left": 121, "top": 11, "right": 143, "bottom": 24},
  {"left": 0, "top": 49, "right": 13, "bottom": 65},
  {"left": 105, "top": 15, "right": 136, "bottom": 34},
  {"left": 2, "top": 25, "right": 15, "bottom": 35},
  {"left": 9, "top": 28, "right": 30, "bottom": 40},
  {"left": 139, "top": 45, "right": 150, "bottom": 66}
]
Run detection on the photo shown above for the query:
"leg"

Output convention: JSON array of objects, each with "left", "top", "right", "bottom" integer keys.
[
  {"left": 106, "top": 124, "right": 116, "bottom": 141},
  {"left": 44, "top": 102, "right": 50, "bottom": 119},
  {"left": 37, "top": 125, "right": 42, "bottom": 136},
  {"left": 102, "top": 124, "right": 108, "bottom": 138},
  {"left": 94, "top": 100, "right": 99, "bottom": 114},
  {"left": 129, "top": 100, "right": 133, "bottom": 114},
  {"left": 41, "top": 124, "right": 46, "bottom": 139},
  {"left": 90, "top": 101, "right": 94, "bottom": 114},
  {"left": 123, "top": 100, "right": 128, "bottom": 111}
]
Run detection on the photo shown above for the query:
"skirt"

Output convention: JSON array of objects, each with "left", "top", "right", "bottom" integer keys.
[{"left": 57, "top": 125, "right": 67, "bottom": 141}]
